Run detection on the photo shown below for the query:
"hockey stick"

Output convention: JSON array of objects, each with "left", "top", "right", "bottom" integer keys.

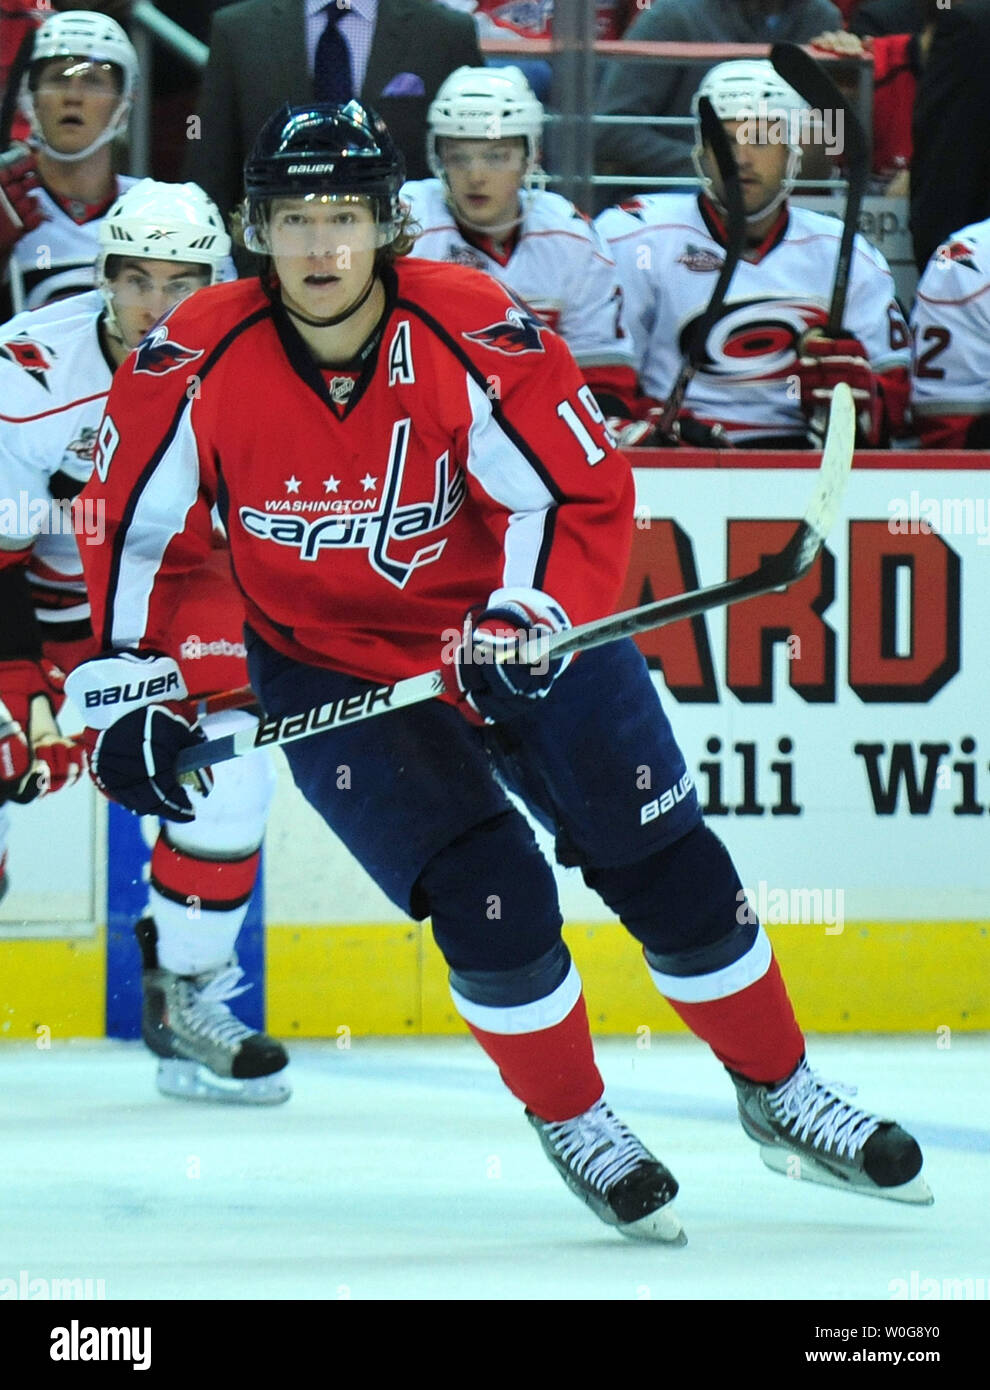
[
  {"left": 769, "top": 43, "right": 869, "bottom": 335},
  {"left": 174, "top": 384, "right": 855, "bottom": 777},
  {"left": 653, "top": 96, "right": 746, "bottom": 441}
]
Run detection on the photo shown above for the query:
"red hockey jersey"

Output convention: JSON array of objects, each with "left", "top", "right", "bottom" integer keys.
[{"left": 81, "top": 259, "right": 634, "bottom": 686}]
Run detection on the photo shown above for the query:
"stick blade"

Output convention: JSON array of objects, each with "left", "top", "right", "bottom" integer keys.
[{"left": 794, "top": 381, "right": 855, "bottom": 572}]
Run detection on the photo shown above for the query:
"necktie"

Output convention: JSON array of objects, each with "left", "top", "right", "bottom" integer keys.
[{"left": 314, "top": 3, "right": 353, "bottom": 105}]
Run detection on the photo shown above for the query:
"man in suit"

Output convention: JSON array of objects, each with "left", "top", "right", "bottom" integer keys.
[{"left": 184, "top": 0, "right": 482, "bottom": 226}]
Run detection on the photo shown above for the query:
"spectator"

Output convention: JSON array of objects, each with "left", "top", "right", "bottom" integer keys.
[
  {"left": 849, "top": 0, "right": 925, "bottom": 36},
  {"left": 911, "top": 0, "right": 990, "bottom": 272},
  {"left": 595, "top": 60, "right": 910, "bottom": 448},
  {"left": 910, "top": 218, "right": 990, "bottom": 447},
  {"left": 183, "top": 0, "right": 482, "bottom": 235},
  {"left": 595, "top": 0, "right": 843, "bottom": 185}
]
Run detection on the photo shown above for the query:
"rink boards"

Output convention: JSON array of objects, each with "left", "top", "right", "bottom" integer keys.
[{"left": 2, "top": 450, "right": 988, "bottom": 1038}]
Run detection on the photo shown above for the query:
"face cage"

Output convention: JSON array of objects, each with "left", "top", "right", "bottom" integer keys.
[{"left": 241, "top": 195, "right": 401, "bottom": 256}]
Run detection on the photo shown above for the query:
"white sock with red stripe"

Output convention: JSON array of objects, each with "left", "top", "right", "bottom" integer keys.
[{"left": 149, "top": 837, "right": 260, "bottom": 976}]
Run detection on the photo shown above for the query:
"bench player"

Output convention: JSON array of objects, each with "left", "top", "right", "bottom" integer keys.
[
  {"left": 69, "top": 102, "right": 929, "bottom": 1240},
  {"left": 0, "top": 179, "right": 288, "bottom": 1104},
  {"left": 0, "top": 10, "right": 139, "bottom": 316},
  {"left": 401, "top": 66, "right": 639, "bottom": 424},
  {"left": 910, "top": 217, "right": 990, "bottom": 447},
  {"left": 595, "top": 61, "right": 911, "bottom": 448}
]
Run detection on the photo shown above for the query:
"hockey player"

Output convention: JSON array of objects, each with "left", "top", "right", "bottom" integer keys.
[
  {"left": 0, "top": 179, "right": 288, "bottom": 1105},
  {"left": 0, "top": 10, "right": 140, "bottom": 316},
  {"left": 70, "top": 102, "right": 929, "bottom": 1241},
  {"left": 595, "top": 61, "right": 911, "bottom": 448},
  {"left": 401, "top": 66, "right": 639, "bottom": 422},
  {"left": 910, "top": 218, "right": 990, "bottom": 447}
]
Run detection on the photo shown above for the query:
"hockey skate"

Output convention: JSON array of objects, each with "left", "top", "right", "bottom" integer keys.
[
  {"left": 731, "top": 1057, "right": 932, "bottom": 1205},
  {"left": 527, "top": 1098, "right": 685, "bottom": 1244},
  {"left": 135, "top": 917, "right": 291, "bottom": 1104}
]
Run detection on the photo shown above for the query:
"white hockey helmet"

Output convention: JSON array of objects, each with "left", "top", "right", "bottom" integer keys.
[
  {"left": 427, "top": 65, "right": 544, "bottom": 180},
  {"left": 98, "top": 180, "right": 231, "bottom": 284},
  {"left": 692, "top": 60, "right": 806, "bottom": 221},
  {"left": 21, "top": 10, "right": 139, "bottom": 163}
]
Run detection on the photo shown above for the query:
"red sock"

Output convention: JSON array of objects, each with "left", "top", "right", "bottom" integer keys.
[
  {"left": 665, "top": 956, "right": 804, "bottom": 1083},
  {"left": 466, "top": 993, "right": 604, "bottom": 1122}
]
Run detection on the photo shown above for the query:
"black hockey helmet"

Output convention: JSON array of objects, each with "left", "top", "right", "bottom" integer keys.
[{"left": 242, "top": 101, "right": 406, "bottom": 251}]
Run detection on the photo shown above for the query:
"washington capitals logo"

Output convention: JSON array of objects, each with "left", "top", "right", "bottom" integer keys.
[
  {"left": 463, "top": 306, "right": 546, "bottom": 356},
  {"left": 1, "top": 335, "right": 53, "bottom": 390},
  {"left": 133, "top": 322, "right": 204, "bottom": 376},
  {"left": 935, "top": 239, "right": 979, "bottom": 272}
]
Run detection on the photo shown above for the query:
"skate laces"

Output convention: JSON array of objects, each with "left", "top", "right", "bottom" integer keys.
[
  {"left": 542, "top": 1099, "right": 652, "bottom": 1194},
  {"left": 768, "top": 1060, "right": 881, "bottom": 1158},
  {"left": 177, "top": 966, "right": 254, "bottom": 1049}
]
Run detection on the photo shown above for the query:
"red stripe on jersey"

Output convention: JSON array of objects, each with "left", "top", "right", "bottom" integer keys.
[
  {"left": 0, "top": 390, "right": 108, "bottom": 424},
  {"left": 466, "top": 994, "right": 604, "bottom": 1122}
]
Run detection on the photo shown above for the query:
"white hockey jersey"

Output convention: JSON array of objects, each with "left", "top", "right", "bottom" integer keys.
[
  {"left": 401, "top": 179, "right": 636, "bottom": 378},
  {"left": 596, "top": 193, "right": 911, "bottom": 444},
  {"left": 3, "top": 176, "right": 139, "bottom": 315},
  {"left": 0, "top": 291, "right": 111, "bottom": 630},
  {"left": 910, "top": 218, "right": 990, "bottom": 447}
]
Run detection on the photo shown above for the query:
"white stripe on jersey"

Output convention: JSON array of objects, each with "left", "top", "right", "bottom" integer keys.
[
  {"left": 109, "top": 405, "right": 202, "bottom": 650},
  {"left": 464, "top": 373, "right": 555, "bottom": 591}
]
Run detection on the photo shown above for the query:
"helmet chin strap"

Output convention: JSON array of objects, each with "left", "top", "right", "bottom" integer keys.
[{"left": 281, "top": 269, "right": 379, "bottom": 328}]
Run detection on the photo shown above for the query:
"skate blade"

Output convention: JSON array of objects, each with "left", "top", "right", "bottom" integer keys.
[
  {"left": 618, "top": 1203, "right": 687, "bottom": 1246},
  {"left": 758, "top": 1145, "right": 934, "bottom": 1206},
  {"left": 155, "top": 1059, "right": 292, "bottom": 1105}
]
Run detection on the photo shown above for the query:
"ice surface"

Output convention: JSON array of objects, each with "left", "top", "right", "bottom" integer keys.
[{"left": 4, "top": 1035, "right": 986, "bottom": 1301}]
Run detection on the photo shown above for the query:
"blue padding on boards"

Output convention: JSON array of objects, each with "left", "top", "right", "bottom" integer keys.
[{"left": 105, "top": 803, "right": 265, "bottom": 1038}]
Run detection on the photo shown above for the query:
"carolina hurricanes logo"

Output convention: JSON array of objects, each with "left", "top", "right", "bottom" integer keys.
[
  {"left": 0, "top": 335, "right": 53, "bottom": 390},
  {"left": 133, "top": 322, "right": 204, "bottom": 376},
  {"left": 677, "top": 243, "right": 725, "bottom": 273},
  {"left": 684, "top": 297, "right": 830, "bottom": 382},
  {"left": 463, "top": 305, "right": 546, "bottom": 356},
  {"left": 618, "top": 197, "right": 647, "bottom": 220},
  {"left": 935, "top": 240, "right": 979, "bottom": 272}
]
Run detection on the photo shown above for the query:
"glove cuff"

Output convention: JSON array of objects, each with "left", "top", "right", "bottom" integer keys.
[{"left": 65, "top": 651, "right": 188, "bottom": 730}]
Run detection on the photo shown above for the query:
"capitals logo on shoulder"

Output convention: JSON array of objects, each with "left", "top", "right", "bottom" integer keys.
[
  {"left": 133, "top": 319, "right": 204, "bottom": 377},
  {"left": 0, "top": 335, "right": 54, "bottom": 390},
  {"left": 463, "top": 305, "right": 546, "bottom": 356}
]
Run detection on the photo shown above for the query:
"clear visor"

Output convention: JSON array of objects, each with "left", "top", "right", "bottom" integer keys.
[
  {"left": 249, "top": 195, "right": 392, "bottom": 257},
  {"left": 33, "top": 59, "right": 121, "bottom": 96},
  {"left": 104, "top": 264, "right": 210, "bottom": 313},
  {"left": 439, "top": 143, "right": 527, "bottom": 175}
]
